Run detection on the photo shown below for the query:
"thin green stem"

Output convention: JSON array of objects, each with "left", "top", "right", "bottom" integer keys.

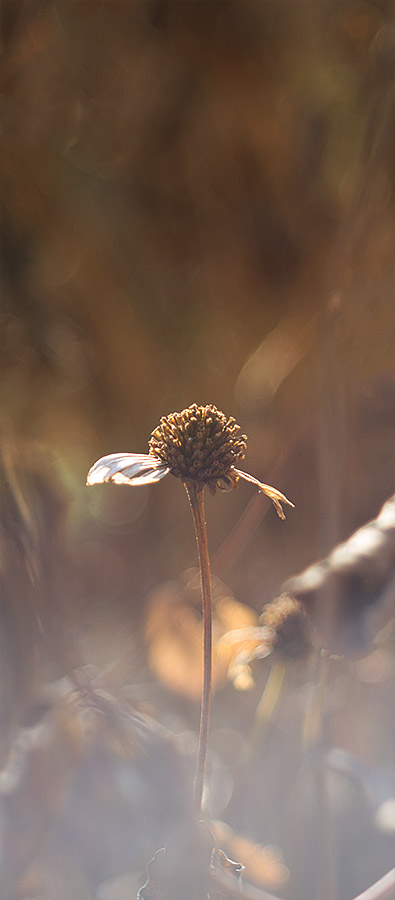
[{"left": 184, "top": 479, "right": 212, "bottom": 813}]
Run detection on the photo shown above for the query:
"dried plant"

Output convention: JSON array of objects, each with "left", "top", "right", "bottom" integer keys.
[{"left": 87, "top": 403, "right": 293, "bottom": 812}]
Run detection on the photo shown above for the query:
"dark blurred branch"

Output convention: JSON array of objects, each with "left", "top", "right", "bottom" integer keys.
[{"left": 284, "top": 493, "right": 395, "bottom": 654}]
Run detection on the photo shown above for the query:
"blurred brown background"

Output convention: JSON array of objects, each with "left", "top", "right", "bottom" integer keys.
[{"left": 2, "top": 2, "right": 395, "bottom": 898}]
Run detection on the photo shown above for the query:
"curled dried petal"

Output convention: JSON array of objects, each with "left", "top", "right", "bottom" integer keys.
[
  {"left": 232, "top": 468, "right": 294, "bottom": 520},
  {"left": 86, "top": 453, "right": 170, "bottom": 486}
]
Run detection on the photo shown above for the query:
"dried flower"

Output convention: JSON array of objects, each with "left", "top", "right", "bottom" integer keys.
[
  {"left": 87, "top": 403, "right": 294, "bottom": 813},
  {"left": 260, "top": 594, "right": 311, "bottom": 660},
  {"left": 86, "top": 404, "right": 293, "bottom": 518},
  {"left": 218, "top": 595, "right": 311, "bottom": 690}
]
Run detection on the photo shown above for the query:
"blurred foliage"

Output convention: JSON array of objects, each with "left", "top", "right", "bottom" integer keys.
[{"left": 2, "top": 1, "right": 395, "bottom": 898}]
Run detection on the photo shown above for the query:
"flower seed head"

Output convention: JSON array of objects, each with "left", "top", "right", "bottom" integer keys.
[
  {"left": 260, "top": 594, "right": 311, "bottom": 660},
  {"left": 149, "top": 404, "right": 247, "bottom": 488}
]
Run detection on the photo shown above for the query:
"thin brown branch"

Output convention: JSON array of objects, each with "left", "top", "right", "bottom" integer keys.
[{"left": 184, "top": 479, "right": 212, "bottom": 813}]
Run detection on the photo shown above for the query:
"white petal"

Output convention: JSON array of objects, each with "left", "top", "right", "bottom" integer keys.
[
  {"left": 86, "top": 453, "right": 170, "bottom": 486},
  {"left": 233, "top": 468, "right": 294, "bottom": 520}
]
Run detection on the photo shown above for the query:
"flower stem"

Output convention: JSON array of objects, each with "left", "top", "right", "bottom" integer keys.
[{"left": 184, "top": 480, "right": 212, "bottom": 813}]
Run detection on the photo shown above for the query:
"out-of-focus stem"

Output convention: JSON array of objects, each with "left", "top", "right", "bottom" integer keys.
[
  {"left": 304, "top": 651, "right": 336, "bottom": 900},
  {"left": 254, "top": 658, "right": 286, "bottom": 731},
  {"left": 184, "top": 480, "right": 212, "bottom": 813},
  {"left": 303, "top": 650, "right": 330, "bottom": 747},
  {"left": 239, "top": 660, "right": 286, "bottom": 771}
]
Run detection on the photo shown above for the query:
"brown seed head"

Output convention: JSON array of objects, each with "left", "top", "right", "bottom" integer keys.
[
  {"left": 260, "top": 594, "right": 311, "bottom": 660},
  {"left": 149, "top": 404, "right": 247, "bottom": 488}
]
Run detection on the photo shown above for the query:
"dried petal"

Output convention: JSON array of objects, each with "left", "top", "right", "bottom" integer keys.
[
  {"left": 217, "top": 625, "right": 272, "bottom": 690},
  {"left": 86, "top": 453, "right": 170, "bottom": 486},
  {"left": 232, "top": 468, "right": 294, "bottom": 520}
]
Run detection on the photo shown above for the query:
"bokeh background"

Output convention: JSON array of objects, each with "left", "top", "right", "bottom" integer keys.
[{"left": 2, "top": 2, "right": 395, "bottom": 899}]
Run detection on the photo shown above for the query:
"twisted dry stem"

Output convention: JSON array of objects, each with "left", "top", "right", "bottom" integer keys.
[{"left": 184, "top": 479, "right": 212, "bottom": 813}]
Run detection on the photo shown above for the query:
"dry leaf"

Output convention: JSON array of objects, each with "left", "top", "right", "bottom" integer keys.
[{"left": 146, "top": 572, "right": 257, "bottom": 700}]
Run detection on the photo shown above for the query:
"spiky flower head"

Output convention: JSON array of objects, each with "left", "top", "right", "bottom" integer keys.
[
  {"left": 149, "top": 404, "right": 247, "bottom": 491},
  {"left": 86, "top": 403, "right": 293, "bottom": 517}
]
